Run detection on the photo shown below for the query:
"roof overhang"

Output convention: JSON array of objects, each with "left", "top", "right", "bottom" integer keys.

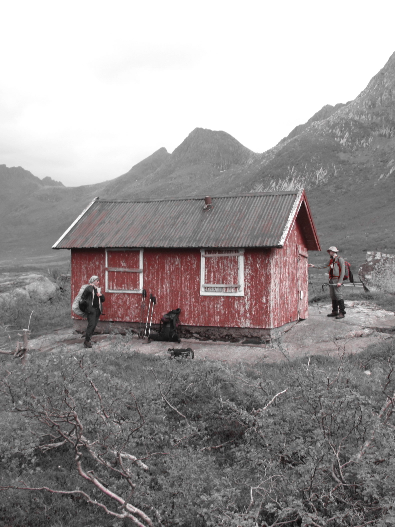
[{"left": 52, "top": 191, "right": 321, "bottom": 251}]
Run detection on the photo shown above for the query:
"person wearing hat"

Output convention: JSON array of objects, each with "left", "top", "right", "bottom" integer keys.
[
  {"left": 308, "top": 247, "right": 346, "bottom": 319},
  {"left": 80, "top": 275, "right": 105, "bottom": 348}
]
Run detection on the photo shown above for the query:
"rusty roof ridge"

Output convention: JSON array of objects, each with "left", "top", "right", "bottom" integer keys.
[{"left": 95, "top": 191, "right": 300, "bottom": 203}]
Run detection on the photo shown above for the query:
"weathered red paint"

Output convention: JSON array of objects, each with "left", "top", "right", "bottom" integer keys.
[{"left": 70, "top": 217, "right": 309, "bottom": 330}]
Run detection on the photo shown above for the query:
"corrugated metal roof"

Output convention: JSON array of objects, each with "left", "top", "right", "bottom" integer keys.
[{"left": 52, "top": 191, "right": 320, "bottom": 250}]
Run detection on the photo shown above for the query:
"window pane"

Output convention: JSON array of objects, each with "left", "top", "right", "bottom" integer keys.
[
  {"left": 204, "top": 251, "right": 239, "bottom": 293},
  {"left": 108, "top": 270, "right": 140, "bottom": 291},
  {"left": 106, "top": 250, "right": 142, "bottom": 292},
  {"left": 107, "top": 251, "right": 140, "bottom": 269}
]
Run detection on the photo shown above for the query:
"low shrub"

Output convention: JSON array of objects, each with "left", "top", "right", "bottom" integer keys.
[
  {"left": 1, "top": 342, "right": 395, "bottom": 526},
  {"left": 0, "top": 269, "right": 72, "bottom": 347}
]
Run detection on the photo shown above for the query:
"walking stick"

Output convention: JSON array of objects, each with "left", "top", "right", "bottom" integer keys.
[
  {"left": 144, "top": 293, "right": 153, "bottom": 337},
  {"left": 147, "top": 296, "right": 156, "bottom": 338},
  {"left": 139, "top": 289, "right": 147, "bottom": 338}
]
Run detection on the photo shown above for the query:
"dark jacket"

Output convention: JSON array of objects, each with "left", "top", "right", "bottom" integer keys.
[{"left": 81, "top": 285, "right": 105, "bottom": 313}]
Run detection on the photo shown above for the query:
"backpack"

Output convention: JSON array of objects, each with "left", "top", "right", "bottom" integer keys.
[
  {"left": 330, "top": 259, "right": 354, "bottom": 283},
  {"left": 72, "top": 284, "right": 90, "bottom": 318},
  {"left": 149, "top": 308, "right": 181, "bottom": 342}
]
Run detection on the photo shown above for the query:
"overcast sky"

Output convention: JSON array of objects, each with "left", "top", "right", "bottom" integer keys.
[{"left": 1, "top": 0, "right": 394, "bottom": 187}]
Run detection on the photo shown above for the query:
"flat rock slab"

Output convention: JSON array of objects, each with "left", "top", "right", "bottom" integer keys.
[
  {"left": 281, "top": 301, "right": 394, "bottom": 360},
  {"left": 16, "top": 300, "right": 395, "bottom": 365}
]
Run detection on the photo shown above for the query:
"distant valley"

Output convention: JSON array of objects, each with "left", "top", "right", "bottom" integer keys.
[{"left": 1, "top": 51, "right": 395, "bottom": 272}]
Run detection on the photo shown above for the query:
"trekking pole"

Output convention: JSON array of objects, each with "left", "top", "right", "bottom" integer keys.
[
  {"left": 144, "top": 293, "right": 153, "bottom": 337},
  {"left": 148, "top": 296, "right": 156, "bottom": 338},
  {"left": 139, "top": 289, "right": 147, "bottom": 338}
]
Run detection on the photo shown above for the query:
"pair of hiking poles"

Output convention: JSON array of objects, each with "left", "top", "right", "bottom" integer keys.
[{"left": 139, "top": 289, "right": 156, "bottom": 338}]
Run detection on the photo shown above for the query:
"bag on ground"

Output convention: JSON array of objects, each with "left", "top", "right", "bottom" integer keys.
[{"left": 149, "top": 308, "right": 181, "bottom": 342}]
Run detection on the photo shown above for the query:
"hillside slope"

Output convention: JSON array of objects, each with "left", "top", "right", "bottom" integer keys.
[
  {"left": 1, "top": 52, "right": 395, "bottom": 270},
  {"left": 0, "top": 165, "right": 105, "bottom": 265},
  {"left": 247, "top": 52, "right": 395, "bottom": 266}
]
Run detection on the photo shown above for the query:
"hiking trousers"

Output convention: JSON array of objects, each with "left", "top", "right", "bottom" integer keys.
[
  {"left": 329, "top": 279, "right": 343, "bottom": 301},
  {"left": 85, "top": 307, "right": 101, "bottom": 342}
]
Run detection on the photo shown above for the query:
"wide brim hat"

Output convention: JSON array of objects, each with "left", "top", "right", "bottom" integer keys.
[{"left": 327, "top": 246, "right": 339, "bottom": 253}]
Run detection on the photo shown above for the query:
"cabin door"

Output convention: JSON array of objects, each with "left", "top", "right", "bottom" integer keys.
[{"left": 297, "top": 246, "right": 308, "bottom": 320}]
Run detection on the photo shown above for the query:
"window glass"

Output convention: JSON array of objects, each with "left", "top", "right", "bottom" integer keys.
[
  {"left": 200, "top": 249, "right": 244, "bottom": 296},
  {"left": 105, "top": 249, "right": 143, "bottom": 293}
]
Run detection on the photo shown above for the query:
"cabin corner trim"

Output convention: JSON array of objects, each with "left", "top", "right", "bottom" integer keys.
[
  {"left": 278, "top": 189, "right": 304, "bottom": 247},
  {"left": 52, "top": 197, "right": 99, "bottom": 249}
]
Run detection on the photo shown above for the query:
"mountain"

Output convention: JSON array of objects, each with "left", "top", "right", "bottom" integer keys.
[
  {"left": 1, "top": 52, "right": 395, "bottom": 270},
  {"left": 250, "top": 51, "right": 395, "bottom": 192},
  {"left": 103, "top": 128, "right": 260, "bottom": 199},
  {"left": 0, "top": 165, "right": 104, "bottom": 267},
  {"left": 279, "top": 103, "right": 348, "bottom": 144},
  {"left": 102, "top": 147, "right": 171, "bottom": 197},
  {"left": 247, "top": 52, "right": 395, "bottom": 267}
]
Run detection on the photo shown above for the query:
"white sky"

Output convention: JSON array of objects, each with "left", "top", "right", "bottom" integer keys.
[{"left": 1, "top": 0, "right": 394, "bottom": 187}]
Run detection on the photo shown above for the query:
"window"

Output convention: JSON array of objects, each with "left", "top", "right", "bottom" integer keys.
[
  {"left": 200, "top": 249, "right": 244, "bottom": 296},
  {"left": 105, "top": 249, "right": 143, "bottom": 293}
]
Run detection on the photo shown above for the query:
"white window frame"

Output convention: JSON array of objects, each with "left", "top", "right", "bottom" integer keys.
[
  {"left": 105, "top": 249, "right": 144, "bottom": 293},
  {"left": 200, "top": 249, "right": 245, "bottom": 296}
]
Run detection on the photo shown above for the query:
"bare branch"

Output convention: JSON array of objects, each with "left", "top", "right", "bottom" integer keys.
[
  {"left": 355, "top": 391, "right": 395, "bottom": 462},
  {"left": 75, "top": 453, "right": 153, "bottom": 526},
  {"left": 0, "top": 482, "right": 152, "bottom": 527},
  {"left": 152, "top": 370, "right": 188, "bottom": 421},
  {"left": 201, "top": 439, "right": 236, "bottom": 451},
  {"left": 252, "top": 389, "right": 288, "bottom": 415}
]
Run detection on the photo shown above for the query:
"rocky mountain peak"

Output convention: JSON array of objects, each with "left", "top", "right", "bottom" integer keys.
[
  {"left": 127, "top": 146, "right": 170, "bottom": 173},
  {"left": 281, "top": 103, "right": 348, "bottom": 144},
  {"left": 171, "top": 127, "right": 258, "bottom": 171},
  {"left": 322, "top": 51, "right": 395, "bottom": 132},
  {"left": 41, "top": 176, "right": 65, "bottom": 187}
]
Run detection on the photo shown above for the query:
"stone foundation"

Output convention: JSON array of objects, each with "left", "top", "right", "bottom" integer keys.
[{"left": 72, "top": 319, "right": 297, "bottom": 343}]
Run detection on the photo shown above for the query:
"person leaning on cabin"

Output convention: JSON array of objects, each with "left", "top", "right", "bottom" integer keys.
[
  {"left": 308, "top": 246, "right": 346, "bottom": 319},
  {"left": 81, "top": 275, "right": 105, "bottom": 348}
]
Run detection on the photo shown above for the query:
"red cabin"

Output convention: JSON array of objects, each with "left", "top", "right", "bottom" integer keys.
[{"left": 52, "top": 191, "right": 320, "bottom": 340}]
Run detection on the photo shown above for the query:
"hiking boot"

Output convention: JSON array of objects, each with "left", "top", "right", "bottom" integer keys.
[
  {"left": 335, "top": 300, "right": 346, "bottom": 319},
  {"left": 327, "top": 300, "right": 338, "bottom": 317},
  {"left": 83, "top": 340, "right": 92, "bottom": 348}
]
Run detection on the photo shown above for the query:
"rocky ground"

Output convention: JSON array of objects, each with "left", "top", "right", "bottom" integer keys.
[{"left": 16, "top": 300, "right": 394, "bottom": 365}]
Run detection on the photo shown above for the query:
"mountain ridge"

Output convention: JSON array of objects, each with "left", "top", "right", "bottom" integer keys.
[{"left": 1, "top": 52, "right": 395, "bottom": 269}]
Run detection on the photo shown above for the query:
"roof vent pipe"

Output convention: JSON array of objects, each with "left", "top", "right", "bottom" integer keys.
[{"left": 203, "top": 196, "right": 213, "bottom": 210}]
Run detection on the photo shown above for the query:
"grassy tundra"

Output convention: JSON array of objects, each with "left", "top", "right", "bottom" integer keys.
[{"left": 0, "top": 270, "right": 395, "bottom": 526}]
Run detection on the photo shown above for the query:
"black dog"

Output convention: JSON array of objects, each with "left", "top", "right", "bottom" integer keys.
[{"left": 168, "top": 348, "right": 194, "bottom": 359}]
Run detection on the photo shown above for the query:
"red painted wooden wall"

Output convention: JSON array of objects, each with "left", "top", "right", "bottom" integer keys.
[{"left": 70, "top": 218, "right": 309, "bottom": 329}]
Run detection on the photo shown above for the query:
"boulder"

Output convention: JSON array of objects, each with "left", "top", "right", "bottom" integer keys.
[
  {"left": 0, "top": 272, "right": 59, "bottom": 303},
  {"left": 12, "top": 287, "right": 31, "bottom": 301},
  {"left": 25, "top": 275, "right": 58, "bottom": 302},
  {"left": 359, "top": 252, "right": 395, "bottom": 293}
]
